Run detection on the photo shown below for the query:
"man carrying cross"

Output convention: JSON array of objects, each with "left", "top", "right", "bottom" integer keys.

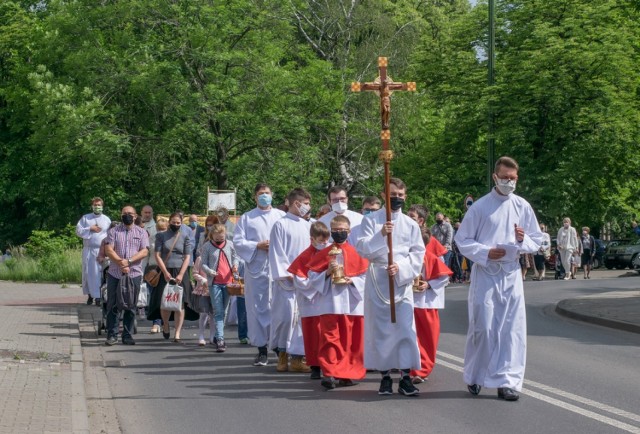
[{"left": 356, "top": 178, "right": 425, "bottom": 396}]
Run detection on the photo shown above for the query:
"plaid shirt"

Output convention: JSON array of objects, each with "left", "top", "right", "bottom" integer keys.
[{"left": 105, "top": 224, "right": 149, "bottom": 279}]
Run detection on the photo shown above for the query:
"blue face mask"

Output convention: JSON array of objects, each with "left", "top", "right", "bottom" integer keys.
[
  {"left": 189, "top": 222, "right": 197, "bottom": 229},
  {"left": 258, "top": 193, "right": 272, "bottom": 207}
]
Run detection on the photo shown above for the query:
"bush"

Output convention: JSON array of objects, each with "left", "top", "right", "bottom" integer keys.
[
  {"left": 24, "top": 225, "right": 82, "bottom": 258},
  {"left": 0, "top": 249, "right": 81, "bottom": 283}
]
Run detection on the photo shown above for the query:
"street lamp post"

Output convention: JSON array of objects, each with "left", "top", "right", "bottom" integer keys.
[{"left": 487, "top": 0, "right": 496, "bottom": 191}]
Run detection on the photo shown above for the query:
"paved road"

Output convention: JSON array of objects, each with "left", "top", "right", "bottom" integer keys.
[{"left": 87, "top": 273, "right": 640, "bottom": 434}]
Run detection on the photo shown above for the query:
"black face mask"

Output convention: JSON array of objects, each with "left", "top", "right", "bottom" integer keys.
[
  {"left": 121, "top": 214, "right": 134, "bottom": 225},
  {"left": 214, "top": 240, "right": 224, "bottom": 246},
  {"left": 169, "top": 224, "right": 181, "bottom": 232},
  {"left": 389, "top": 197, "right": 405, "bottom": 211},
  {"left": 331, "top": 231, "right": 349, "bottom": 244},
  {"left": 436, "top": 219, "right": 443, "bottom": 224}
]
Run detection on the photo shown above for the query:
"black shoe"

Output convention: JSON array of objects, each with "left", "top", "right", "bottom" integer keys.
[
  {"left": 398, "top": 377, "right": 419, "bottom": 396},
  {"left": 216, "top": 339, "right": 226, "bottom": 353},
  {"left": 105, "top": 336, "right": 117, "bottom": 346},
  {"left": 321, "top": 376, "right": 336, "bottom": 390},
  {"left": 467, "top": 384, "right": 482, "bottom": 395},
  {"left": 94, "top": 298, "right": 101, "bottom": 306},
  {"left": 378, "top": 376, "right": 393, "bottom": 395},
  {"left": 86, "top": 296, "right": 94, "bottom": 305},
  {"left": 497, "top": 387, "right": 519, "bottom": 401},
  {"left": 310, "top": 366, "right": 321, "bottom": 380},
  {"left": 122, "top": 336, "right": 136, "bottom": 345},
  {"left": 253, "top": 353, "right": 268, "bottom": 366},
  {"left": 338, "top": 379, "right": 358, "bottom": 388},
  {"left": 162, "top": 327, "right": 170, "bottom": 340}
]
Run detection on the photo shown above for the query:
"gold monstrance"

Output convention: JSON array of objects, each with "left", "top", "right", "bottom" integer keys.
[{"left": 328, "top": 244, "right": 349, "bottom": 284}]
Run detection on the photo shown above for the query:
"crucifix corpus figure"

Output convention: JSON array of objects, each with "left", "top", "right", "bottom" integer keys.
[{"left": 351, "top": 57, "right": 417, "bottom": 323}]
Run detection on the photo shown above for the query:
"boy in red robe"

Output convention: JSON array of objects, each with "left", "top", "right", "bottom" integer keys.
[
  {"left": 411, "top": 228, "right": 452, "bottom": 383},
  {"left": 304, "top": 215, "right": 369, "bottom": 389}
]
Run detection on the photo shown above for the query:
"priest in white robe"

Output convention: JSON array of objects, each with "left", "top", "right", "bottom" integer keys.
[
  {"left": 454, "top": 156, "right": 543, "bottom": 401},
  {"left": 356, "top": 178, "right": 425, "bottom": 396},
  {"left": 268, "top": 188, "right": 312, "bottom": 373},
  {"left": 76, "top": 197, "right": 111, "bottom": 304},
  {"left": 233, "top": 183, "right": 285, "bottom": 366}
]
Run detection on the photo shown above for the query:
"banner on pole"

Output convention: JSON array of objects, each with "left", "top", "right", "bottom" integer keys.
[{"left": 207, "top": 190, "right": 236, "bottom": 212}]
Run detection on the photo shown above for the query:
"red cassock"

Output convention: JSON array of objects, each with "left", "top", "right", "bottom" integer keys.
[
  {"left": 411, "top": 250, "right": 452, "bottom": 379},
  {"left": 427, "top": 237, "right": 448, "bottom": 258},
  {"left": 288, "top": 246, "right": 322, "bottom": 367},
  {"left": 306, "top": 243, "right": 369, "bottom": 379}
]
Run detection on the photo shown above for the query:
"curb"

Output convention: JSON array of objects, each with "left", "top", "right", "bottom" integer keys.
[
  {"left": 70, "top": 313, "right": 90, "bottom": 434},
  {"left": 555, "top": 300, "right": 640, "bottom": 334}
]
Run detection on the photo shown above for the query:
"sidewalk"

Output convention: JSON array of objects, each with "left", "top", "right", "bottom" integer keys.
[{"left": 0, "top": 281, "right": 88, "bottom": 434}]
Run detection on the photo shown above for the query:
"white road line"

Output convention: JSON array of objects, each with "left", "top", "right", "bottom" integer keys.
[{"left": 437, "top": 352, "right": 640, "bottom": 434}]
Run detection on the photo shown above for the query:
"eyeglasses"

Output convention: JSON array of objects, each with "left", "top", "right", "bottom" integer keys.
[{"left": 330, "top": 196, "right": 348, "bottom": 204}]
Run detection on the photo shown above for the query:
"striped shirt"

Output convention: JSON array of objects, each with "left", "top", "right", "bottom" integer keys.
[{"left": 105, "top": 224, "right": 150, "bottom": 279}]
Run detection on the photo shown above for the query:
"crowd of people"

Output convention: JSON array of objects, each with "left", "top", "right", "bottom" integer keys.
[{"left": 75, "top": 156, "right": 575, "bottom": 401}]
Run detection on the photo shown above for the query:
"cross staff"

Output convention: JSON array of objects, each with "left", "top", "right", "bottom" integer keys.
[{"left": 351, "top": 57, "right": 416, "bottom": 323}]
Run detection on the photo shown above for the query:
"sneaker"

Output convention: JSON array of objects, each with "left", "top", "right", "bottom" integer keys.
[
  {"left": 94, "top": 298, "right": 101, "bottom": 306},
  {"left": 253, "top": 353, "right": 268, "bottom": 366},
  {"left": 337, "top": 379, "right": 358, "bottom": 387},
  {"left": 86, "top": 296, "right": 94, "bottom": 305},
  {"left": 105, "top": 336, "right": 117, "bottom": 346},
  {"left": 122, "top": 336, "right": 136, "bottom": 345},
  {"left": 310, "top": 366, "right": 322, "bottom": 380},
  {"left": 398, "top": 377, "right": 419, "bottom": 396},
  {"left": 216, "top": 339, "right": 227, "bottom": 353},
  {"left": 289, "top": 356, "right": 311, "bottom": 373},
  {"left": 239, "top": 338, "right": 249, "bottom": 344},
  {"left": 378, "top": 377, "right": 393, "bottom": 395},
  {"left": 198, "top": 339, "right": 206, "bottom": 347},
  {"left": 211, "top": 337, "right": 218, "bottom": 350},
  {"left": 321, "top": 376, "right": 337, "bottom": 390}
]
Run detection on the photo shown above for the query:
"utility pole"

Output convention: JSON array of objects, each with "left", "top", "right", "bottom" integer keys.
[{"left": 487, "top": 0, "right": 496, "bottom": 191}]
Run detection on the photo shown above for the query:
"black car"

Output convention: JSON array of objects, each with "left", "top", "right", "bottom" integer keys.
[{"left": 604, "top": 238, "right": 640, "bottom": 270}]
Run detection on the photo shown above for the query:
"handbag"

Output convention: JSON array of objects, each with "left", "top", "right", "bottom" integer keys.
[
  {"left": 161, "top": 280, "right": 183, "bottom": 312},
  {"left": 117, "top": 274, "right": 138, "bottom": 311},
  {"left": 145, "top": 232, "right": 182, "bottom": 286},
  {"left": 137, "top": 282, "right": 149, "bottom": 307}
]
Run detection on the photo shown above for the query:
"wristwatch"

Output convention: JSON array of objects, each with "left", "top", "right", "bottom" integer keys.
[{"left": 127, "top": 259, "right": 132, "bottom": 266}]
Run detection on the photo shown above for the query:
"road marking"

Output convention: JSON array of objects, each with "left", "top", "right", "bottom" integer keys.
[{"left": 438, "top": 351, "right": 640, "bottom": 434}]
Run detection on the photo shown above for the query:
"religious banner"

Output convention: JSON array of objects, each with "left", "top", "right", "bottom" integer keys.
[{"left": 207, "top": 189, "right": 236, "bottom": 212}]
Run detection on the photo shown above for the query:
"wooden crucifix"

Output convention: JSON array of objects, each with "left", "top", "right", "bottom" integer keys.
[{"left": 351, "top": 57, "right": 416, "bottom": 323}]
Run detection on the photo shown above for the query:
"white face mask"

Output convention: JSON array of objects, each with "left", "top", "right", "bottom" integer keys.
[
  {"left": 297, "top": 203, "right": 311, "bottom": 217},
  {"left": 332, "top": 201, "right": 348, "bottom": 214},
  {"left": 494, "top": 176, "right": 516, "bottom": 195},
  {"left": 313, "top": 242, "right": 328, "bottom": 250}
]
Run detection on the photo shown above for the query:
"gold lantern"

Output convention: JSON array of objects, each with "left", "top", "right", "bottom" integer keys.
[{"left": 328, "top": 244, "right": 349, "bottom": 284}]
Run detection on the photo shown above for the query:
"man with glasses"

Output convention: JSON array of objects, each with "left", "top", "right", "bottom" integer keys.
[
  {"left": 319, "top": 185, "right": 363, "bottom": 244},
  {"left": 454, "top": 156, "right": 543, "bottom": 401},
  {"left": 356, "top": 178, "right": 425, "bottom": 397}
]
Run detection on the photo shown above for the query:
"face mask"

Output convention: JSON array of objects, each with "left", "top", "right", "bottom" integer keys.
[
  {"left": 583, "top": 231, "right": 588, "bottom": 236},
  {"left": 297, "top": 203, "right": 311, "bottom": 217},
  {"left": 332, "top": 201, "right": 348, "bottom": 214},
  {"left": 313, "top": 242, "right": 328, "bottom": 250},
  {"left": 189, "top": 221, "right": 197, "bottom": 229},
  {"left": 92, "top": 205, "right": 103, "bottom": 215},
  {"left": 169, "top": 224, "right": 181, "bottom": 232},
  {"left": 362, "top": 209, "right": 374, "bottom": 216},
  {"left": 494, "top": 176, "right": 517, "bottom": 195},
  {"left": 389, "top": 197, "right": 404, "bottom": 211},
  {"left": 121, "top": 214, "right": 134, "bottom": 225},
  {"left": 214, "top": 240, "right": 224, "bottom": 246},
  {"left": 436, "top": 219, "right": 443, "bottom": 224},
  {"left": 331, "top": 231, "right": 349, "bottom": 244},
  {"left": 206, "top": 225, "right": 213, "bottom": 231},
  {"left": 564, "top": 223, "right": 570, "bottom": 229},
  {"left": 258, "top": 193, "right": 272, "bottom": 207}
]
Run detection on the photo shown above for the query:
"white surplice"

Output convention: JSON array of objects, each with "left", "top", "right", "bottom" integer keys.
[
  {"left": 76, "top": 213, "right": 111, "bottom": 298},
  {"left": 319, "top": 209, "right": 363, "bottom": 245},
  {"left": 356, "top": 207, "right": 424, "bottom": 371},
  {"left": 454, "top": 188, "right": 542, "bottom": 391},
  {"left": 233, "top": 207, "right": 285, "bottom": 348},
  {"left": 268, "top": 213, "right": 311, "bottom": 355}
]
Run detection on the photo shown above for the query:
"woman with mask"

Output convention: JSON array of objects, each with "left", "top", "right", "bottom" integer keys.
[
  {"left": 192, "top": 214, "right": 220, "bottom": 346},
  {"left": 147, "top": 212, "right": 194, "bottom": 341}
]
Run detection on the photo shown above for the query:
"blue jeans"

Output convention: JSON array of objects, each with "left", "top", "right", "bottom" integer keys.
[
  {"left": 443, "top": 250, "right": 453, "bottom": 268},
  {"left": 236, "top": 296, "right": 247, "bottom": 340},
  {"left": 210, "top": 284, "right": 229, "bottom": 340},
  {"left": 106, "top": 274, "right": 140, "bottom": 340}
]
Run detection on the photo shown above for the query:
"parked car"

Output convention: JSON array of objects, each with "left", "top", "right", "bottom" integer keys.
[{"left": 603, "top": 238, "right": 640, "bottom": 270}]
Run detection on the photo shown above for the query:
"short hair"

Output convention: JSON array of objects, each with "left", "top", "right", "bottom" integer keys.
[
  {"left": 494, "top": 156, "right": 519, "bottom": 173},
  {"left": 362, "top": 196, "right": 381, "bottom": 207},
  {"left": 122, "top": 204, "right": 136, "bottom": 214},
  {"left": 388, "top": 177, "right": 406, "bottom": 191},
  {"left": 310, "top": 221, "right": 330, "bottom": 238},
  {"left": 331, "top": 214, "right": 351, "bottom": 228},
  {"left": 142, "top": 205, "right": 153, "bottom": 212},
  {"left": 91, "top": 197, "right": 104, "bottom": 205},
  {"left": 563, "top": 217, "right": 571, "bottom": 224},
  {"left": 408, "top": 204, "right": 429, "bottom": 221},
  {"left": 287, "top": 187, "right": 311, "bottom": 204},
  {"left": 327, "top": 185, "right": 347, "bottom": 199},
  {"left": 254, "top": 183, "right": 271, "bottom": 194},
  {"left": 169, "top": 212, "right": 182, "bottom": 222},
  {"left": 156, "top": 218, "right": 168, "bottom": 231},
  {"left": 421, "top": 227, "right": 432, "bottom": 245},
  {"left": 582, "top": 226, "right": 590, "bottom": 233}
]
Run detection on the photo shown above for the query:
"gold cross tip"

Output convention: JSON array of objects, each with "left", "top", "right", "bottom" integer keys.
[
  {"left": 351, "top": 82, "right": 362, "bottom": 92},
  {"left": 378, "top": 57, "right": 388, "bottom": 67},
  {"left": 407, "top": 82, "right": 417, "bottom": 91},
  {"left": 381, "top": 130, "right": 391, "bottom": 140}
]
